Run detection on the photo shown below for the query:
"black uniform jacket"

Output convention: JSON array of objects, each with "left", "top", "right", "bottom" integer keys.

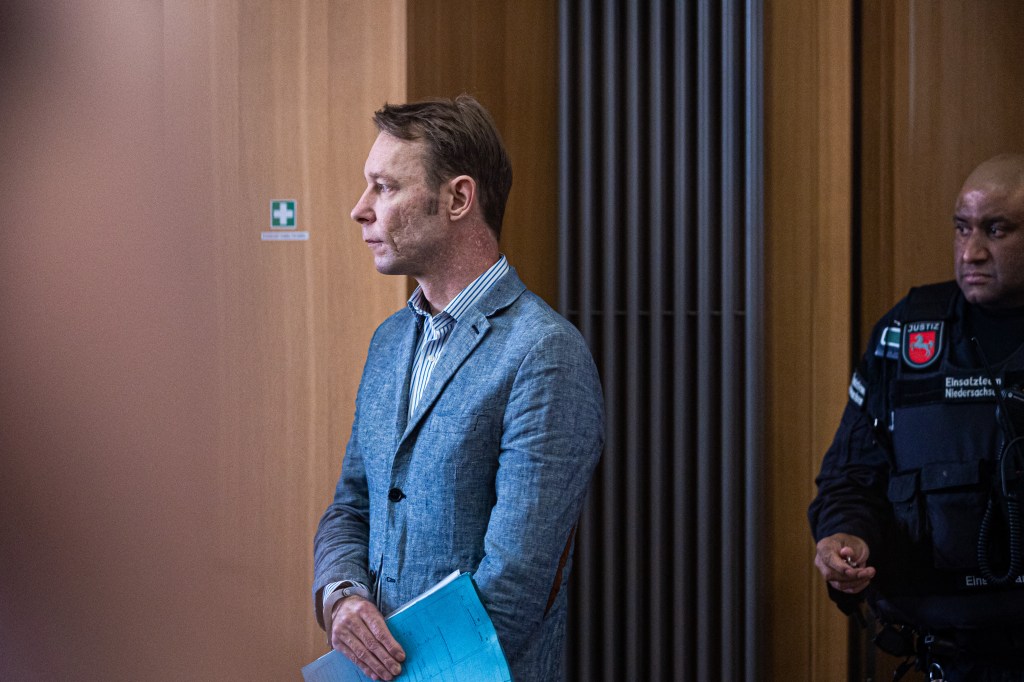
[{"left": 809, "top": 281, "right": 1024, "bottom": 630}]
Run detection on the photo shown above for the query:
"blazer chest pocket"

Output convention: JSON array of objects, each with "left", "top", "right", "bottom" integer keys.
[{"left": 424, "top": 411, "right": 497, "bottom": 457}]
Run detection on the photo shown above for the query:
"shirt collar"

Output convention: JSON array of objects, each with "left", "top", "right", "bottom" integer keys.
[{"left": 407, "top": 255, "right": 509, "bottom": 321}]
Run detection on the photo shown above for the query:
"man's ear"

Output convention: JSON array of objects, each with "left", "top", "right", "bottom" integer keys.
[{"left": 445, "top": 175, "right": 476, "bottom": 222}]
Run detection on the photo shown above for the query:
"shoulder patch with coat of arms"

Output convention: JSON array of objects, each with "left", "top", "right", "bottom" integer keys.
[{"left": 901, "top": 321, "right": 944, "bottom": 369}]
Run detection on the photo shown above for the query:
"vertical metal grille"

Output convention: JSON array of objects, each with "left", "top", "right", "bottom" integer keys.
[{"left": 559, "top": 1, "right": 764, "bottom": 679}]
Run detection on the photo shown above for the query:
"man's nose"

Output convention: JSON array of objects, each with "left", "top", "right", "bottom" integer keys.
[
  {"left": 961, "top": 228, "right": 989, "bottom": 262},
  {"left": 350, "top": 188, "right": 373, "bottom": 224}
]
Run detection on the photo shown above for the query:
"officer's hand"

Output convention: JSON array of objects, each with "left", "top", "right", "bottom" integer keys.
[
  {"left": 814, "top": 533, "right": 876, "bottom": 594},
  {"left": 330, "top": 595, "right": 406, "bottom": 681}
]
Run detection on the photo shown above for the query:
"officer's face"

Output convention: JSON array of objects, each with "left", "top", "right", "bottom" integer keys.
[{"left": 953, "top": 180, "right": 1024, "bottom": 310}]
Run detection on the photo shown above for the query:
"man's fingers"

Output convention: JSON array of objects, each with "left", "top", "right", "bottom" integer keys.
[
  {"left": 813, "top": 534, "right": 874, "bottom": 594},
  {"left": 814, "top": 546, "right": 848, "bottom": 579},
  {"left": 829, "top": 572, "right": 874, "bottom": 594},
  {"left": 366, "top": 616, "right": 406, "bottom": 662},
  {"left": 355, "top": 615, "right": 403, "bottom": 676},
  {"left": 829, "top": 579, "right": 864, "bottom": 594},
  {"left": 335, "top": 637, "right": 391, "bottom": 681},
  {"left": 838, "top": 547, "right": 860, "bottom": 567},
  {"left": 330, "top": 603, "right": 403, "bottom": 680},
  {"left": 815, "top": 544, "right": 875, "bottom": 583},
  {"left": 334, "top": 622, "right": 399, "bottom": 681}
]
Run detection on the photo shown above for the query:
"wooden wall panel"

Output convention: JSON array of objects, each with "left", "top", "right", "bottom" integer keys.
[
  {"left": 192, "top": 1, "right": 408, "bottom": 677},
  {"left": 1, "top": 1, "right": 407, "bottom": 679},
  {"left": 406, "top": 0, "right": 559, "bottom": 307},
  {"left": 764, "top": 0, "right": 854, "bottom": 680},
  {"left": 863, "top": 0, "right": 1024, "bottom": 327}
]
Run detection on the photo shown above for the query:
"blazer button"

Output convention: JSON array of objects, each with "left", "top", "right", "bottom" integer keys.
[{"left": 388, "top": 487, "right": 405, "bottom": 502}]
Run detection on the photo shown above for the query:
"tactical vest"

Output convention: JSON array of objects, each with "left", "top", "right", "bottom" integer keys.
[{"left": 883, "top": 281, "right": 1024, "bottom": 592}]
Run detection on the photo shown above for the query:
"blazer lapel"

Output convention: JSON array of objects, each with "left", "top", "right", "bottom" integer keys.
[
  {"left": 388, "top": 310, "right": 420, "bottom": 443},
  {"left": 402, "top": 311, "right": 488, "bottom": 439},
  {"left": 400, "top": 268, "right": 526, "bottom": 441}
]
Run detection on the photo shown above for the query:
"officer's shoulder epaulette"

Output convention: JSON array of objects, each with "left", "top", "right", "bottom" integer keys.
[{"left": 902, "top": 280, "right": 959, "bottom": 323}]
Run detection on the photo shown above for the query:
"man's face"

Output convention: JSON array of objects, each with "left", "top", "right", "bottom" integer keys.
[
  {"left": 350, "top": 133, "right": 446, "bottom": 277},
  {"left": 953, "top": 180, "right": 1024, "bottom": 310}
]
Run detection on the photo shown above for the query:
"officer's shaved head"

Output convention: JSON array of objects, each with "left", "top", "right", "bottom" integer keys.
[
  {"left": 960, "top": 154, "right": 1024, "bottom": 197},
  {"left": 954, "top": 153, "right": 1024, "bottom": 310}
]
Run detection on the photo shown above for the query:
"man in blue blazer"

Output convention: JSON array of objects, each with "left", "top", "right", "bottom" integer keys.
[{"left": 313, "top": 95, "right": 604, "bottom": 681}]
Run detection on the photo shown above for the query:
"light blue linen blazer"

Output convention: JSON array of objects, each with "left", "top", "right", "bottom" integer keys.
[{"left": 313, "top": 268, "right": 604, "bottom": 681}]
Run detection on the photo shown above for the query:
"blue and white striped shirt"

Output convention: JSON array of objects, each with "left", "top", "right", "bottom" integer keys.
[{"left": 407, "top": 255, "right": 509, "bottom": 416}]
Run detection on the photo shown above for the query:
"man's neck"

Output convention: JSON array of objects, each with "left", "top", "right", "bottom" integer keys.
[{"left": 416, "top": 253, "right": 500, "bottom": 315}]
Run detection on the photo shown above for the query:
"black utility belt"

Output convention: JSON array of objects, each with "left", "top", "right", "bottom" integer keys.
[
  {"left": 875, "top": 622, "right": 1024, "bottom": 661},
  {"left": 928, "top": 626, "right": 1024, "bottom": 659}
]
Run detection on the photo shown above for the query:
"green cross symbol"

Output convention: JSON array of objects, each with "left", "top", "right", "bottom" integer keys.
[{"left": 271, "top": 200, "right": 296, "bottom": 228}]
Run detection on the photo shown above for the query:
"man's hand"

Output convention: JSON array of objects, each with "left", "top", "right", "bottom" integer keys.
[
  {"left": 330, "top": 596, "right": 406, "bottom": 681},
  {"left": 814, "top": 532, "right": 876, "bottom": 594}
]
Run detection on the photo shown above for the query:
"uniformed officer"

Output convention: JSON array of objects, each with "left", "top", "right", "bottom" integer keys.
[{"left": 809, "top": 154, "right": 1024, "bottom": 681}]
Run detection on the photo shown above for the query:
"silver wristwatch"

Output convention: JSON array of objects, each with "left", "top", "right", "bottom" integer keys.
[
  {"left": 323, "top": 580, "right": 372, "bottom": 625},
  {"left": 338, "top": 581, "right": 371, "bottom": 601}
]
